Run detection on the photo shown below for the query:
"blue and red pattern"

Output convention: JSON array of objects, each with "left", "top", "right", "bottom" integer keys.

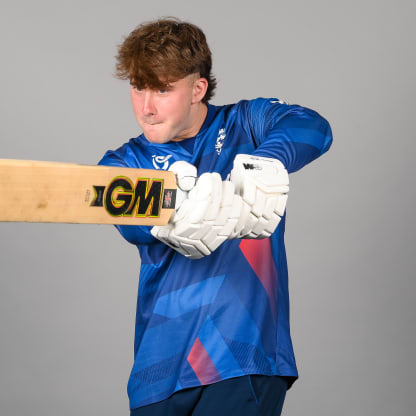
[{"left": 99, "top": 98, "right": 332, "bottom": 409}]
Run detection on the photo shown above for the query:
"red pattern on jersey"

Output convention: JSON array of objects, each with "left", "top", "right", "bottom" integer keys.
[
  {"left": 187, "top": 337, "right": 221, "bottom": 384},
  {"left": 239, "top": 238, "right": 277, "bottom": 322}
]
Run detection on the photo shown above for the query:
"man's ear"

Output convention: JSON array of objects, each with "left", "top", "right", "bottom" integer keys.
[{"left": 192, "top": 77, "right": 208, "bottom": 103}]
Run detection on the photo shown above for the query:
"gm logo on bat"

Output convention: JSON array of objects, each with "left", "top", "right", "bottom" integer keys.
[{"left": 90, "top": 176, "right": 176, "bottom": 218}]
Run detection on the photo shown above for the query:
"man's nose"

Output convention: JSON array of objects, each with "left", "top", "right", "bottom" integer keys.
[{"left": 143, "top": 91, "right": 156, "bottom": 116}]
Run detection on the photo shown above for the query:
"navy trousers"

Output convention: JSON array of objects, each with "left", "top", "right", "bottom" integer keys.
[{"left": 130, "top": 375, "right": 288, "bottom": 415}]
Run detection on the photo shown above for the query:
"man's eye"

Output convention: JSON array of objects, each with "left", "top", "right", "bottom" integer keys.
[
  {"left": 158, "top": 89, "right": 168, "bottom": 94},
  {"left": 130, "top": 85, "right": 143, "bottom": 92}
]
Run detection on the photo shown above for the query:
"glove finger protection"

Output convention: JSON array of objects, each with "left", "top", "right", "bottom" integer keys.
[
  {"left": 229, "top": 154, "right": 289, "bottom": 239},
  {"left": 150, "top": 160, "right": 198, "bottom": 251},
  {"left": 151, "top": 172, "right": 241, "bottom": 259},
  {"left": 167, "top": 161, "right": 197, "bottom": 218}
]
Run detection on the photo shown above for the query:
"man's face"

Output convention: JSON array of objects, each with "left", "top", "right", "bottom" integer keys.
[{"left": 130, "top": 74, "right": 206, "bottom": 144}]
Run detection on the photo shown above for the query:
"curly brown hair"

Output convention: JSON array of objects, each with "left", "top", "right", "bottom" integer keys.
[{"left": 115, "top": 18, "right": 216, "bottom": 103}]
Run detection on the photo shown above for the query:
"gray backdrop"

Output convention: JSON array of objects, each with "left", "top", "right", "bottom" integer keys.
[{"left": 1, "top": 0, "right": 415, "bottom": 415}]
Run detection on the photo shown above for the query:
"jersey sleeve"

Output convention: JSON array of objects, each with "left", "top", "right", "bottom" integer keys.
[
  {"left": 98, "top": 148, "right": 157, "bottom": 246},
  {"left": 247, "top": 98, "right": 333, "bottom": 173}
]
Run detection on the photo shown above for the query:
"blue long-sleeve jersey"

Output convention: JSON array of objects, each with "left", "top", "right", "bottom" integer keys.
[{"left": 99, "top": 98, "right": 332, "bottom": 410}]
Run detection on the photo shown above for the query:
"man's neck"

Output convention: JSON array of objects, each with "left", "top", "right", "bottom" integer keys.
[{"left": 172, "top": 102, "right": 208, "bottom": 142}]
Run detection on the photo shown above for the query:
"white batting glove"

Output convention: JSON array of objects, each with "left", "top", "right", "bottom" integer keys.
[
  {"left": 166, "top": 161, "right": 198, "bottom": 218},
  {"left": 229, "top": 154, "right": 289, "bottom": 239},
  {"left": 151, "top": 170, "right": 242, "bottom": 259}
]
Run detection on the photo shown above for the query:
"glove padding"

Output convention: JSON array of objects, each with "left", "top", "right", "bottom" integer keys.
[
  {"left": 151, "top": 169, "right": 242, "bottom": 259},
  {"left": 229, "top": 154, "right": 289, "bottom": 239},
  {"left": 167, "top": 161, "right": 197, "bottom": 217}
]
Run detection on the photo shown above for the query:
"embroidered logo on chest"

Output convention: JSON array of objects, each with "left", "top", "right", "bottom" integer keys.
[
  {"left": 152, "top": 154, "right": 172, "bottom": 170},
  {"left": 215, "top": 128, "right": 226, "bottom": 155}
]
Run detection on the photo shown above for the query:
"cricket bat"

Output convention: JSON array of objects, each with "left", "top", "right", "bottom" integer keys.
[{"left": 0, "top": 159, "right": 177, "bottom": 226}]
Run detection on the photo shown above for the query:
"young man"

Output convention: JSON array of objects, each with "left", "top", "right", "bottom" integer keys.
[{"left": 99, "top": 18, "right": 332, "bottom": 415}]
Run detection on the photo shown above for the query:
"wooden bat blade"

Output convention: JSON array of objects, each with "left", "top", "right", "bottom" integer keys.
[{"left": 0, "top": 159, "right": 177, "bottom": 225}]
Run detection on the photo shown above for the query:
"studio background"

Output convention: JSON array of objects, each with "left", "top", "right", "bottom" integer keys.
[{"left": 0, "top": 1, "right": 414, "bottom": 415}]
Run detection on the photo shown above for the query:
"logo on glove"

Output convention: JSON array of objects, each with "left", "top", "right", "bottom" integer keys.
[{"left": 242, "top": 163, "right": 261, "bottom": 170}]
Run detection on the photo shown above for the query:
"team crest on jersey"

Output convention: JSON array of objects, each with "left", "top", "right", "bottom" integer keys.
[
  {"left": 152, "top": 154, "right": 172, "bottom": 170},
  {"left": 215, "top": 128, "right": 226, "bottom": 155}
]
